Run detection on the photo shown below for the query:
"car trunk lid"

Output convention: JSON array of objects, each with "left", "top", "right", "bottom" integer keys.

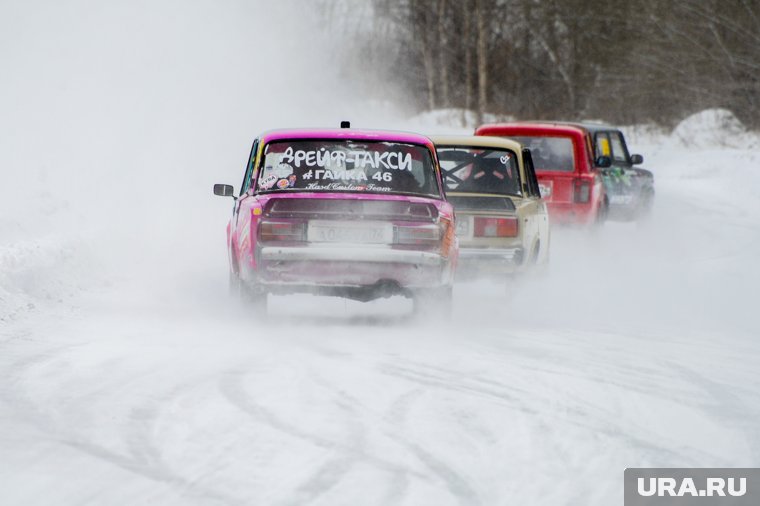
[{"left": 537, "top": 173, "right": 575, "bottom": 203}]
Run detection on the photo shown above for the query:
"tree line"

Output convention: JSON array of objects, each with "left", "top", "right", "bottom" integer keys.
[{"left": 330, "top": 0, "right": 760, "bottom": 128}]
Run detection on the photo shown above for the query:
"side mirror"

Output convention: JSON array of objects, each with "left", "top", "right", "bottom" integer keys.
[
  {"left": 595, "top": 156, "right": 612, "bottom": 168},
  {"left": 213, "top": 184, "right": 235, "bottom": 198},
  {"left": 630, "top": 154, "right": 644, "bottom": 165}
]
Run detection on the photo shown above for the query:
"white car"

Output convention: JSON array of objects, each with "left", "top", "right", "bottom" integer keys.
[{"left": 432, "top": 135, "right": 550, "bottom": 277}]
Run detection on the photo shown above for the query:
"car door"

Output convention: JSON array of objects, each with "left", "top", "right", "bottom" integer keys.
[
  {"left": 595, "top": 132, "right": 627, "bottom": 203},
  {"left": 608, "top": 131, "right": 644, "bottom": 202},
  {"left": 608, "top": 131, "right": 631, "bottom": 170},
  {"left": 521, "top": 149, "right": 548, "bottom": 260},
  {"left": 230, "top": 138, "right": 259, "bottom": 265}
]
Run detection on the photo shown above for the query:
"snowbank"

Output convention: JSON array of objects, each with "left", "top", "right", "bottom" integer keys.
[
  {"left": 671, "top": 108, "right": 760, "bottom": 149},
  {"left": 0, "top": 237, "right": 95, "bottom": 322},
  {"left": 0, "top": 186, "right": 99, "bottom": 321},
  {"left": 622, "top": 109, "right": 760, "bottom": 224}
]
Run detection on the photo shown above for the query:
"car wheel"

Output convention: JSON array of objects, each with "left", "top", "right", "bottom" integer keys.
[
  {"left": 595, "top": 198, "right": 609, "bottom": 226},
  {"left": 413, "top": 285, "right": 453, "bottom": 320},
  {"left": 503, "top": 272, "right": 520, "bottom": 299},
  {"left": 228, "top": 270, "right": 241, "bottom": 297},
  {"left": 530, "top": 241, "right": 540, "bottom": 264},
  {"left": 639, "top": 188, "right": 655, "bottom": 219},
  {"left": 240, "top": 280, "right": 267, "bottom": 315}
]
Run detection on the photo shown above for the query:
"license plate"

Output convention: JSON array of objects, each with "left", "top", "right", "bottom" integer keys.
[
  {"left": 307, "top": 220, "right": 393, "bottom": 244},
  {"left": 610, "top": 194, "right": 633, "bottom": 205},
  {"left": 538, "top": 182, "right": 553, "bottom": 199}
]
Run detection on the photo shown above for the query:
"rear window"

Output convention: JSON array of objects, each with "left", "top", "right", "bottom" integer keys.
[
  {"left": 511, "top": 136, "right": 575, "bottom": 172},
  {"left": 437, "top": 147, "right": 521, "bottom": 196},
  {"left": 256, "top": 140, "right": 440, "bottom": 197}
]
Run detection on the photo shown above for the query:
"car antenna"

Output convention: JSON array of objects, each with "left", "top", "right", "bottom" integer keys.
[{"left": 340, "top": 121, "right": 350, "bottom": 129}]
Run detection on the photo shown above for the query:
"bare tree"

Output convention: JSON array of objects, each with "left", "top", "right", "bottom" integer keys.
[
  {"left": 341, "top": 0, "right": 760, "bottom": 128},
  {"left": 475, "top": 0, "right": 488, "bottom": 122}
]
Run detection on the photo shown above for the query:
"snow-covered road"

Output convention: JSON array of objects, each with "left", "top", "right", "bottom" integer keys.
[
  {"left": 2, "top": 298, "right": 759, "bottom": 506},
  {"left": 3, "top": 126, "right": 760, "bottom": 504}
]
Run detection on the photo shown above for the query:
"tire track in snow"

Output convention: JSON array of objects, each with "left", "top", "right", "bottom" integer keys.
[
  {"left": 61, "top": 438, "right": 246, "bottom": 506},
  {"left": 279, "top": 381, "right": 368, "bottom": 506},
  {"left": 376, "top": 353, "right": 698, "bottom": 491},
  {"left": 308, "top": 373, "right": 417, "bottom": 505},
  {"left": 0, "top": 344, "right": 90, "bottom": 429},
  {"left": 311, "top": 367, "right": 483, "bottom": 506},
  {"left": 125, "top": 402, "right": 168, "bottom": 468},
  {"left": 217, "top": 367, "right": 427, "bottom": 504},
  {"left": 398, "top": 441, "right": 482, "bottom": 506},
  {"left": 455, "top": 331, "right": 760, "bottom": 464},
  {"left": 381, "top": 386, "right": 483, "bottom": 506},
  {"left": 122, "top": 376, "right": 221, "bottom": 478},
  {"left": 2, "top": 347, "right": 247, "bottom": 505},
  {"left": 386, "top": 375, "right": 491, "bottom": 505},
  {"left": 378, "top": 361, "right": 535, "bottom": 415},
  {"left": 667, "top": 361, "right": 760, "bottom": 463}
]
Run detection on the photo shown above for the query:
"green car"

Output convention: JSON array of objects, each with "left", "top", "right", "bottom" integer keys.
[{"left": 584, "top": 124, "right": 655, "bottom": 221}]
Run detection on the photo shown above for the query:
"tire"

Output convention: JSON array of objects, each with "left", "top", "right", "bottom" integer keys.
[
  {"left": 239, "top": 279, "right": 268, "bottom": 316},
  {"left": 503, "top": 272, "right": 520, "bottom": 299},
  {"left": 228, "top": 270, "right": 241, "bottom": 297},
  {"left": 413, "top": 285, "right": 453, "bottom": 320},
  {"left": 595, "top": 198, "right": 609, "bottom": 226},
  {"left": 638, "top": 189, "right": 655, "bottom": 219},
  {"left": 530, "top": 241, "right": 540, "bottom": 265}
]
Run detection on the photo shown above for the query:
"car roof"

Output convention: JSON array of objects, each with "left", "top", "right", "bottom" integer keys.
[
  {"left": 484, "top": 120, "right": 623, "bottom": 135},
  {"left": 476, "top": 122, "right": 587, "bottom": 137},
  {"left": 553, "top": 121, "right": 620, "bottom": 134},
  {"left": 429, "top": 134, "right": 523, "bottom": 152},
  {"left": 260, "top": 128, "right": 435, "bottom": 149}
]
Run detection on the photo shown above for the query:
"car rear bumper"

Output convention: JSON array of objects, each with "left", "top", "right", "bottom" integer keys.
[
  {"left": 607, "top": 193, "right": 650, "bottom": 221},
  {"left": 546, "top": 202, "right": 598, "bottom": 225},
  {"left": 261, "top": 245, "right": 442, "bottom": 266},
  {"left": 607, "top": 202, "right": 638, "bottom": 220},
  {"left": 251, "top": 245, "right": 451, "bottom": 290},
  {"left": 456, "top": 247, "right": 524, "bottom": 276}
]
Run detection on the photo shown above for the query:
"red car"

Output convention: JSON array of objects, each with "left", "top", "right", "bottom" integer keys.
[{"left": 475, "top": 123, "right": 610, "bottom": 225}]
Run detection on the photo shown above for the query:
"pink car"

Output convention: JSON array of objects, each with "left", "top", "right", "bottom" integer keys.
[{"left": 214, "top": 127, "right": 458, "bottom": 313}]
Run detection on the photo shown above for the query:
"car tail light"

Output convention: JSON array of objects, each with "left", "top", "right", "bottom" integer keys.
[
  {"left": 574, "top": 179, "right": 591, "bottom": 203},
  {"left": 473, "top": 217, "right": 518, "bottom": 237},
  {"left": 441, "top": 220, "right": 454, "bottom": 257},
  {"left": 395, "top": 224, "right": 442, "bottom": 245},
  {"left": 258, "top": 220, "right": 306, "bottom": 242}
]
